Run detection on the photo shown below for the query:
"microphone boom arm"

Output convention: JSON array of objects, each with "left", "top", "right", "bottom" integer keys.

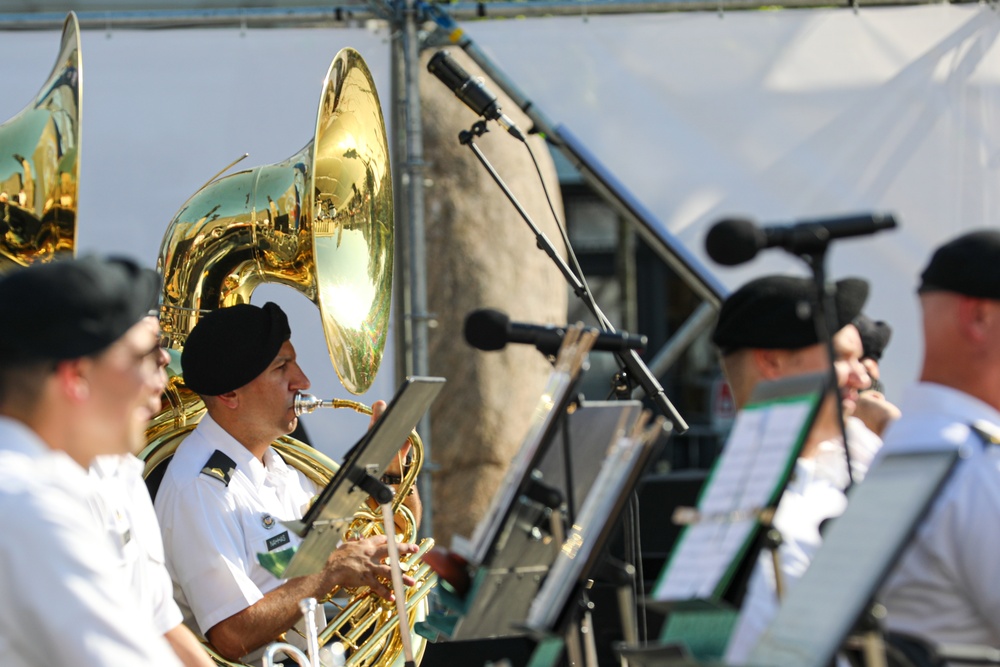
[{"left": 457, "top": 121, "right": 688, "bottom": 433}]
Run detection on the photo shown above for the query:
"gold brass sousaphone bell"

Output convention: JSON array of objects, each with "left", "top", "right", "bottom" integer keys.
[
  {"left": 156, "top": 46, "right": 392, "bottom": 392},
  {"left": 143, "top": 48, "right": 435, "bottom": 667},
  {"left": 0, "top": 12, "right": 81, "bottom": 272}
]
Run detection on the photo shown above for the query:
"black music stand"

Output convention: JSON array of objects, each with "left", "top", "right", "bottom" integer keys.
[
  {"left": 280, "top": 376, "right": 446, "bottom": 579},
  {"left": 523, "top": 412, "right": 670, "bottom": 636},
  {"left": 651, "top": 372, "right": 828, "bottom": 605},
  {"left": 443, "top": 401, "right": 649, "bottom": 642},
  {"left": 747, "top": 447, "right": 963, "bottom": 667},
  {"left": 607, "top": 372, "right": 827, "bottom": 666}
]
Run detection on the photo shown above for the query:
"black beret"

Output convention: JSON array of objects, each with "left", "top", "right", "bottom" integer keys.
[
  {"left": 919, "top": 229, "right": 1000, "bottom": 298},
  {"left": 181, "top": 302, "right": 291, "bottom": 396},
  {"left": 712, "top": 275, "right": 869, "bottom": 354},
  {"left": 0, "top": 256, "right": 159, "bottom": 364},
  {"left": 853, "top": 313, "right": 892, "bottom": 362}
]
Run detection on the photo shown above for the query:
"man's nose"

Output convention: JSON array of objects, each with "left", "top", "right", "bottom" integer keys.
[
  {"left": 291, "top": 363, "right": 311, "bottom": 391},
  {"left": 851, "top": 359, "right": 871, "bottom": 388}
]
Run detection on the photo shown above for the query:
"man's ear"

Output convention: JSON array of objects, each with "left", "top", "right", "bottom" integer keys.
[
  {"left": 752, "top": 348, "right": 785, "bottom": 380},
  {"left": 957, "top": 296, "right": 999, "bottom": 345},
  {"left": 214, "top": 390, "right": 240, "bottom": 409},
  {"left": 53, "top": 358, "right": 89, "bottom": 402}
]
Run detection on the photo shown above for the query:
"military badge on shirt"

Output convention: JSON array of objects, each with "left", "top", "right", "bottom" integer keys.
[{"left": 262, "top": 513, "right": 276, "bottom": 530}]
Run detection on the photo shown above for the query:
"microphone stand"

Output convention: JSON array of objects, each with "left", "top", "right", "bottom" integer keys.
[
  {"left": 791, "top": 242, "right": 855, "bottom": 489},
  {"left": 458, "top": 120, "right": 688, "bottom": 433}
]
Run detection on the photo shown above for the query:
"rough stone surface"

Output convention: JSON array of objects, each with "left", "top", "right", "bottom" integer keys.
[{"left": 418, "top": 49, "right": 568, "bottom": 549}]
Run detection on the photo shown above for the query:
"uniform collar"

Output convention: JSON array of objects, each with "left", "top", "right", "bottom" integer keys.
[
  {"left": 197, "top": 413, "right": 292, "bottom": 490},
  {"left": 90, "top": 453, "right": 143, "bottom": 479}
]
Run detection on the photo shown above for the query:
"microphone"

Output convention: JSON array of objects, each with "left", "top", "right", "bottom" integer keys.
[
  {"left": 427, "top": 50, "right": 525, "bottom": 141},
  {"left": 464, "top": 308, "right": 647, "bottom": 356},
  {"left": 705, "top": 213, "right": 898, "bottom": 266}
]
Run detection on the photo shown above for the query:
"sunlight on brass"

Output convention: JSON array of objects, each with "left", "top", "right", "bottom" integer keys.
[
  {"left": 0, "top": 12, "right": 80, "bottom": 272},
  {"left": 156, "top": 47, "right": 392, "bottom": 395}
]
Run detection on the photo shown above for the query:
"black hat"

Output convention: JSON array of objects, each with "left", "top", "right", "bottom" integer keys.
[
  {"left": 853, "top": 314, "right": 892, "bottom": 362},
  {"left": 181, "top": 302, "right": 291, "bottom": 396},
  {"left": 918, "top": 229, "right": 1000, "bottom": 298},
  {"left": 712, "top": 275, "right": 869, "bottom": 354},
  {"left": 0, "top": 256, "right": 160, "bottom": 364}
]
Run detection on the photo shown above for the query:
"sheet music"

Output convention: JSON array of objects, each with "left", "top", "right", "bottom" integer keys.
[{"left": 652, "top": 394, "right": 819, "bottom": 602}]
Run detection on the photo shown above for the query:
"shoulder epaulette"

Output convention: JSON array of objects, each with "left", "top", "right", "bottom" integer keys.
[{"left": 200, "top": 450, "right": 237, "bottom": 486}]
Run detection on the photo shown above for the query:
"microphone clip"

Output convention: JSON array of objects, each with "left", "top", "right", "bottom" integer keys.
[{"left": 459, "top": 120, "right": 490, "bottom": 146}]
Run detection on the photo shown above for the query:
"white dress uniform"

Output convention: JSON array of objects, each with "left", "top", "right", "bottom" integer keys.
[
  {"left": 878, "top": 382, "right": 1000, "bottom": 649},
  {"left": 90, "top": 453, "right": 184, "bottom": 634},
  {"left": 0, "top": 416, "right": 181, "bottom": 667},
  {"left": 154, "top": 413, "right": 320, "bottom": 664},
  {"left": 724, "top": 417, "right": 883, "bottom": 664}
]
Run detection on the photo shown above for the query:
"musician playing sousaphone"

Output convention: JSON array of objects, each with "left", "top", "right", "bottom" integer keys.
[{"left": 153, "top": 302, "right": 419, "bottom": 664}]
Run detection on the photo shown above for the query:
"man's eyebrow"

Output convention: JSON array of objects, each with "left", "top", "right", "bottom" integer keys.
[{"left": 270, "top": 353, "right": 295, "bottom": 367}]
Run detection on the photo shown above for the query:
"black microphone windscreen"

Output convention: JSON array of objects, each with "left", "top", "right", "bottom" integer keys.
[
  {"left": 427, "top": 51, "right": 467, "bottom": 92},
  {"left": 464, "top": 308, "right": 510, "bottom": 351},
  {"left": 705, "top": 218, "right": 765, "bottom": 266}
]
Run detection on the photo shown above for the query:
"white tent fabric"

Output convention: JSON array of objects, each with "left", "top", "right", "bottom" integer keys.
[
  {"left": 0, "top": 24, "right": 396, "bottom": 455},
  {"left": 2, "top": 3, "right": 999, "bottom": 423},
  {"left": 462, "top": 3, "right": 1000, "bottom": 400}
]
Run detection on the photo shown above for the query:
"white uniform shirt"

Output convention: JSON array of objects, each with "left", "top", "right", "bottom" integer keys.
[
  {"left": 90, "top": 453, "right": 184, "bottom": 634},
  {"left": 724, "top": 419, "right": 883, "bottom": 664},
  {"left": 0, "top": 416, "right": 181, "bottom": 667},
  {"left": 878, "top": 382, "right": 1000, "bottom": 649},
  {"left": 154, "top": 413, "right": 319, "bottom": 662}
]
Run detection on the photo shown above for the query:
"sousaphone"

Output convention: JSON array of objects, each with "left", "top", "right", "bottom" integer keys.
[
  {"left": 142, "top": 48, "right": 434, "bottom": 667},
  {"left": 0, "top": 12, "right": 80, "bottom": 272}
]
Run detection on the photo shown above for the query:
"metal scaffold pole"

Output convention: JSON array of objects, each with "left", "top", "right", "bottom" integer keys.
[{"left": 389, "top": 0, "right": 435, "bottom": 539}]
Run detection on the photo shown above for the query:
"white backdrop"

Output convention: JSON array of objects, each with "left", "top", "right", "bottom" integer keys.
[
  {"left": 3, "top": 3, "right": 1000, "bottom": 434},
  {"left": 464, "top": 3, "right": 1000, "bottom": 400}
]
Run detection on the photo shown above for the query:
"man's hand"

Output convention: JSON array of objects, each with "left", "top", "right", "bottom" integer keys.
[
  {"left": 323, "top": 535, "right": 418, "bottom": 600},
  {"left": 367, "top": 400, "right": 412, "bottom": 477},
  {"left": 854, "top": 390, "right": 901, "bottom": 437}
]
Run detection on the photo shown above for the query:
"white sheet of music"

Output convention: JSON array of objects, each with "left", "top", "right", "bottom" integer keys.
[{"left": 652, "top": 398, "right": 814, "bottom": 602}]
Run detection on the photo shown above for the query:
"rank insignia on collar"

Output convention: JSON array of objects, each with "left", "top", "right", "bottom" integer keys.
[
  {"left": 200, "top": 450, "right": 237, "bottom": 487},
  {"left": 262, "top": 513, "right": 276, "bottom": 529}
]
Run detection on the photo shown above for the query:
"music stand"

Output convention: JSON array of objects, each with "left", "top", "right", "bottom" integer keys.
[
  {"left": 747, "top": 447, "right": 962, "bottom": 667},
  {"left": 441, "top": 401, "right": 652, "bottom": 642},
  {"left": 651, "top": 372, "right": 828, "bottom": 605},
  {"left": 280, "top": 376, "right": 446, "bottom": 579},
  {"left": 523, "top": 412, "right": 670, "bottom": 635}
]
